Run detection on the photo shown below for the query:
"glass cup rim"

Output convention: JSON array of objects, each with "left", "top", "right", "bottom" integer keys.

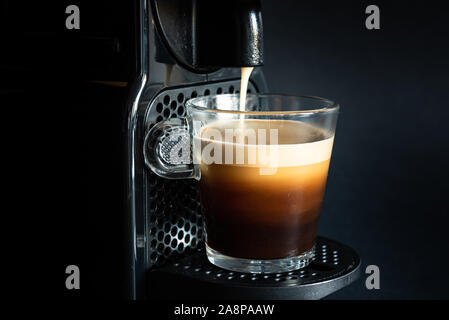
[{"left": 185, "top": 93, "right": 340, "bottom": 115}]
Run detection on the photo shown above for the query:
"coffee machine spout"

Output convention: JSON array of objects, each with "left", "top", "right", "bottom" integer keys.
[
  {"left": 152, "top": 0, "right": 264, "bottom": 73},
  {"left": 197, "top": 0, "right": 264, "bottom": 68}
]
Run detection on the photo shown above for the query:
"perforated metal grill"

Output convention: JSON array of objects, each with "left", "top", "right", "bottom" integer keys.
[
  {"left": 145, "top": 80, "right": 258, "bottom": 269},
  {"left": 148, "top": 237, "right": 361, "bottom": 300},
  {"left": 167, "top": 237, "right": 355, "bottom": 285}
]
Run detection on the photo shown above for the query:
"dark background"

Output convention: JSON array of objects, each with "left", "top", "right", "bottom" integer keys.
[
  {"left": 2, "top": 0, "right": 448, "bottom": 299},
  {"left": 262, "top": 1, "right": 449, "bottom": 299}
]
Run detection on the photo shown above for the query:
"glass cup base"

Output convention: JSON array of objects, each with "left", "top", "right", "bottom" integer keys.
[{"left": 206, "top": 244, "right": 315, "bottom": 274}]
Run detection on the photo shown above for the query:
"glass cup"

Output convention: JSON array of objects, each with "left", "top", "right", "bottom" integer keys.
[{"left": 144, "top": 94, "right": 339, "bottom": 273}]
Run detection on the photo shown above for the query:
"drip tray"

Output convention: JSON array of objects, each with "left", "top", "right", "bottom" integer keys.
[{"left": 148, "top": 236, "right": 361, "bottom": 300}]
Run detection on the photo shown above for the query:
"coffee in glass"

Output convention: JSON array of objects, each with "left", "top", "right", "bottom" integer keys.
[{"left": 145, "top": 94, "right": 339, "bottom": 273}]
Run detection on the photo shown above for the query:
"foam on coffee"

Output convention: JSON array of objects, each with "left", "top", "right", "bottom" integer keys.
[{"left": 195, "top": 119, "right": 334, "bottom": 168}]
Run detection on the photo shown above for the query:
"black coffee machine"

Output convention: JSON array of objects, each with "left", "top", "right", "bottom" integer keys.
[{"left": 125, "top": 0, "right": 360, "bottom": 299}]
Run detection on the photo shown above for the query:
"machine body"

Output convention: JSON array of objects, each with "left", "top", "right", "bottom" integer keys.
[
  {"left": 125, "top": 0, "right": 360, "bottom": 300},
  {"left": 125, "top": 0, "right": 267, "bottom": 299}
]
